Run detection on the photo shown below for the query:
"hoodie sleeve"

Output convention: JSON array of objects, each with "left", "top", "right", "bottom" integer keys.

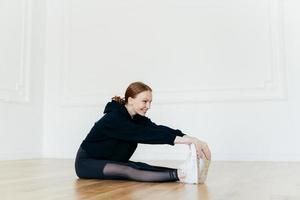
[
  {"left": 101, "top": 114, "right": 180, "bottom": 145},
  {"left": 142, "top": 117, "right": 185, "bottom": 137}
]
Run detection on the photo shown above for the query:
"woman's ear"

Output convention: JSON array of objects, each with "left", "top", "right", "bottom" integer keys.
[{"left": 127, "top": 97, "right": 134, "bottom": 105}]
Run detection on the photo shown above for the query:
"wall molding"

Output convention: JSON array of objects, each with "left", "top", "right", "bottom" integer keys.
[
  {"left": 0, "top": 0, "right": 32, "bottom": 103},
  {"left": 60, "top": 0, "right": 286, "bottom": 106}
]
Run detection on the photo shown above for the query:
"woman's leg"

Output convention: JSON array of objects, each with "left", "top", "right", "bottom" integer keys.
[
  {"left": 75, "top": 147, "right": 107, "bottom": 179},
  {"left": 102, "top": 162, "right": 179, "bottom": 182},
  {"left": 75, "top": 147, "right": 179, "bottom": 182},
  {"left": 127, "top": 161, "right": 177, "bottom": 172}
]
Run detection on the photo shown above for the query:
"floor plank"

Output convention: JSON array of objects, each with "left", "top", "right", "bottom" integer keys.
[{"left": 1, "top": 159, "right": 300, "bottom": 200}]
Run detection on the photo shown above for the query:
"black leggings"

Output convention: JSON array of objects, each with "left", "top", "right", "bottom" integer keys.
[{"left": 75, "top": 147, "right": 179, "bottom": 182}]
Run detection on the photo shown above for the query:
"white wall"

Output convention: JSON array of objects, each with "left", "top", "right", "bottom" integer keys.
[
  {"left": 42, "top": 0, "right": 300, "bottom": 161},
  {"left": 0, "top": 0, "right": 45, "bottom": 160},
  {"left": 1, "top": 0, "right": 299, "bottom": 161}
]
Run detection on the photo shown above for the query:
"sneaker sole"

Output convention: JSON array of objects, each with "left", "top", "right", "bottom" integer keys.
[{"left": 198, "top": 158, "right": 210, "bottom": 184}]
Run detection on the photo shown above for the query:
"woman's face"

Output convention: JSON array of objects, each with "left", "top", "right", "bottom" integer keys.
[{"left": 128, "top": 90, "right": 152, "bottom": 116}]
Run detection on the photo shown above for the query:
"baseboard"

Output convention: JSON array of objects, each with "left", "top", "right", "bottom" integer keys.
[
  {"left": 39, "top": 150, "right": 300, "bottom": 162},
  {"left": 0, "top": 151, "right": 43, "bottom": 160},
  {"left": 131, "top": 151, "right": 300, "bottom": 162}
]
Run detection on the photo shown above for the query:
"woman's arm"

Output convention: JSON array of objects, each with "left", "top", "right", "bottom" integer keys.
[
  {"left": 174, "top": 135, "right": 211, "bottom": 160},
  {"left": 141, "top": 117, "right": 185, "bottom": 137},
  {"left": 101, "top": 114, "right": 179, "bottom": 145}
]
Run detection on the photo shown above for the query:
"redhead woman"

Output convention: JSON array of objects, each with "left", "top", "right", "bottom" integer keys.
[{"left": 75, "top": 82, "right": 211, "bottom": 183}]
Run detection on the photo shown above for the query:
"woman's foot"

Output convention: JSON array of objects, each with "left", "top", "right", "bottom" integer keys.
[
  {"left": 178, "top": 144, "right": 199, "bottom": 184},
  {"left": 177, "top": 169, "right": 186, "bottom": 182}
]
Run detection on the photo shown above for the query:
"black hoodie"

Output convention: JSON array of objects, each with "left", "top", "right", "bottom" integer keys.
[{"left": 80, "top": 100, "right": 185, "bottom": 161}]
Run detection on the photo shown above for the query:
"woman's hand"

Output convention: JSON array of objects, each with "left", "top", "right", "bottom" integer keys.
[
  {"left": 191, "top": 137, "right": 211, "bottom": 160},
  {"left": 174, "top": 135, "right": 211, "bottom": 160}
]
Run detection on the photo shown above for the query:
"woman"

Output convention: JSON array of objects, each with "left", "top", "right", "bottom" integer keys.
[{"left": 75, "top": 81, "right": 211, "bottom": 183}]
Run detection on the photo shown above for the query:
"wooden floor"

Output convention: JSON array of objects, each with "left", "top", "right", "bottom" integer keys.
[{"left": 1, "top": 159, "right": 300, "bottom": 200}]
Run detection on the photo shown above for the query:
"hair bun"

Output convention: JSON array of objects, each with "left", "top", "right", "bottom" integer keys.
[{"left": 111, "top": 96, "right": 125, "bottom": 104}]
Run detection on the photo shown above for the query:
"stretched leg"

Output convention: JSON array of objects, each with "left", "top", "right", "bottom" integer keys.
[
  {"left": 127, "top": 161, "right": 177, "bottom": 172},
  {"left": 102, "top": 162, "right": 179, "bottom": 182},
  {"left": 75, "top": 148, "right": 179, "bottom": 182}
]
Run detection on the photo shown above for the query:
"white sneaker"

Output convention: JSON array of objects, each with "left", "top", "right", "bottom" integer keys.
[
  {"left": 198, "top": 157, "right": 210, "bottom": 184},
  {"left": 179, "top": 144, "right": 199, "bottom": 184}
]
